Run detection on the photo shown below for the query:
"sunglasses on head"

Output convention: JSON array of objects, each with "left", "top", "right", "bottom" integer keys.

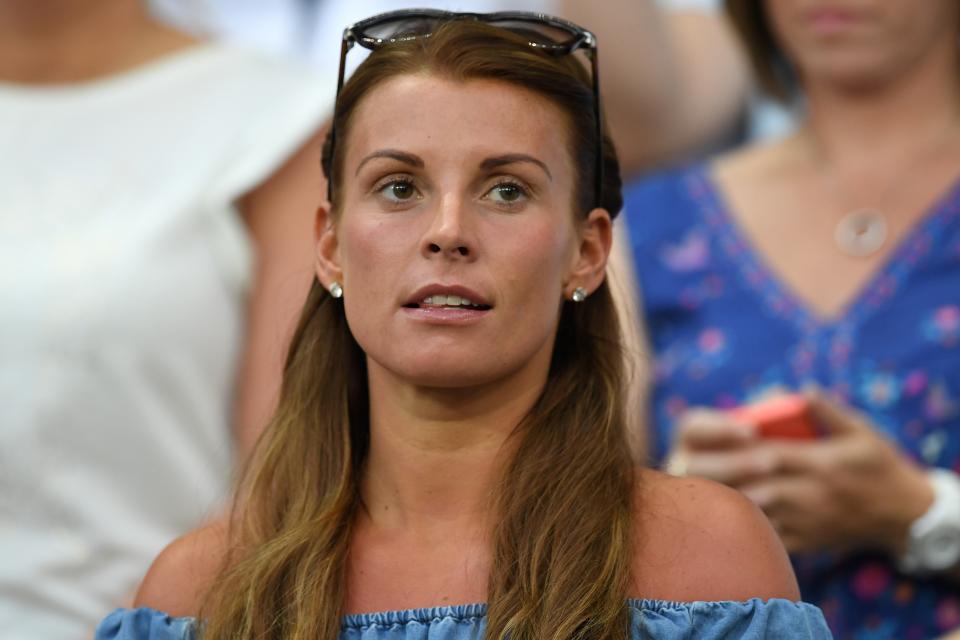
[{"left": 327, "top": 9, "right": 603, "bottom": 209}]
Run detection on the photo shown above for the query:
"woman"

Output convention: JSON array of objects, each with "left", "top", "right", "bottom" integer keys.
[
  {"left": 96, "top": 12, "right": 830, "bottom": 640},
  {"left": 0, "top": 1, "right": 328, "bottom": 637},
  {"left": 621, "top": 0, "right": 960, "bottom": 637}
]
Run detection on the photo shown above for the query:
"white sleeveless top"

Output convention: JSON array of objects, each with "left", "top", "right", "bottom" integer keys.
[{"left": 0, "top": 43, "right": 330, "bottom": 639}]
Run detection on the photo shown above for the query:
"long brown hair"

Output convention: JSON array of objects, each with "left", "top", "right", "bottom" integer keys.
[
  {"left": 724, "top": 0, "right": 796, "bottom": 102},
  {"left": 200, "top": 19, "right": 633, "bottom": 640}
]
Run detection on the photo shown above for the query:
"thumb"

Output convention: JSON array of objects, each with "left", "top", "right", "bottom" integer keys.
[
  {"left": 802, "top": 385, "right": 867, "bottom": 436},
  {"left": 675, "top": 407, "right": 757, "bottom": 450}
]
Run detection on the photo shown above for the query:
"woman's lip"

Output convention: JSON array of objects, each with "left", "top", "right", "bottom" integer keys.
[
  {"left": 806, "top": 7, "right": 862, "bottom": 32},
  {"left": 401, "top": 306, "right": 491, "bottom": 325}
]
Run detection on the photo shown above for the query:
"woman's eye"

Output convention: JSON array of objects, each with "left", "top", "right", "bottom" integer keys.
[
  {"left": 487, "top": 182, "right": 527, "bottom": 205},
  {"left": 377, "top": 179, "right": 418, "bottom": 203}
]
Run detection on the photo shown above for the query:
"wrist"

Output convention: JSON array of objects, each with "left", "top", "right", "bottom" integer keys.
[
  {"left": 884, "top": 464, "right": 936, "bottom": 556},
  {"left": 898, "top": 469, "right": 960, "bottom": 575}
]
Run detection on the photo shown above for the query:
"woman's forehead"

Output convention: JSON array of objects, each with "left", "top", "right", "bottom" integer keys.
[{"left": 344, "top": 74, "right": 573, "bottom": 172}]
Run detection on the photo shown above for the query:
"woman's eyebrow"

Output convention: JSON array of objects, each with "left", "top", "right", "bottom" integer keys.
[
  {"left": 355, "top": 149, "right": 425, "bottom": 175},
  {"left": 480, "top": 154, "right": 552, "bottom": 181}
]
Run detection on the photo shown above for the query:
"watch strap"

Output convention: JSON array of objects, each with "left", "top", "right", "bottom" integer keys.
[{"left": 899, "top": 469, "right": 960, "bottom": 574}]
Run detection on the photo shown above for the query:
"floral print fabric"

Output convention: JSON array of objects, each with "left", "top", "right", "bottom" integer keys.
[{"left": 624, "top": 164, "right": 960, "bottom": 640}]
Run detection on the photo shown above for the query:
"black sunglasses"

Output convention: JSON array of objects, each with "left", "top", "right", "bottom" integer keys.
[{"left": 326, "top": 9, "right": 603, "bottom": 209}]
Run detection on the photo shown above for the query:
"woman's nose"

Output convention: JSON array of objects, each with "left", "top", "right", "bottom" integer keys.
[{"left": 422, "top": 195, "right": 474, "bottom": 259}]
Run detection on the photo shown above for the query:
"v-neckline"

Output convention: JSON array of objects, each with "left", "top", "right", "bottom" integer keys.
[{"left": 688, "top": 163, "right": 960, "bottom": 334}]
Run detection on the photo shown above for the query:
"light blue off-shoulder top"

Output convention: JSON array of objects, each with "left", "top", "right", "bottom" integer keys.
[{"left": 97, "top": 599, "right": 833, "bottom": 639}]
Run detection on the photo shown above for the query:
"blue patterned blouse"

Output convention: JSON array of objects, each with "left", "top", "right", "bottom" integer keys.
[
  {"left": 96, "top": 599, "right": 832, "bottom": 639},
  {"left": 623, "top": 164, "right": 960, "bottom": 640}
]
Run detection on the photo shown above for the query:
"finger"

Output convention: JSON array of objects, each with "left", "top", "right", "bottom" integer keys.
[
  {"left": 684, "top": 447, "right": 775, "bottom": 486},
  {"left": 760, "top": 510, "right": 796, "bottom": 550},
  {"left": 748, "top": 502, "right": 804, "bottom": 553},
  {"left": 676, "top": 408, "right": 756, "bottom": 450},
  {"left": 741, "top": 473, "right": 831, "bottom": 554},
  {"left": 776, "top": 512, "right": 826, "bottom": 554},
  {"left": 778, "top": 529, "right": 814, "bottom": 554},
  {"left": 739, "top": 475, "right": 818, "bottom": 513},
  {"left": 762, "top": 439, "right": 833, "bottom": 477},
  {"left": 663, "top": 450, "right": 689, "bottom": 477},
  {"left": 739, "top": 476, "right": 824, "bottom": 553},
  {"left": 802, "top": 385, "right": 869, "bottom": 436}
]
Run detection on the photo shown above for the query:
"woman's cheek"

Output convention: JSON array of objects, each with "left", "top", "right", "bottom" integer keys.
[{"left": 343, "top": 218, "right": 408, "bottom": 290}]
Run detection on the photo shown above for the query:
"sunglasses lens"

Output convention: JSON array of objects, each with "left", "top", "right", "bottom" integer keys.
[
  {"left": 484, "top": 19, "right": 580, "bottom": 47},
  {"left": 358, "top": 17, "right": 443, "bottom": 43},
  {"left": 357, "top": 16, "right": 581, "bottom": 50}
]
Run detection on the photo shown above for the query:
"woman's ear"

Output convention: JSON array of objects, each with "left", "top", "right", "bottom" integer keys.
[
  {"left": 564, "top": 208, "right": 614, "bottom": 298},
  {"left": 314, "top": 203, "right": 342, "bottom": 289}
]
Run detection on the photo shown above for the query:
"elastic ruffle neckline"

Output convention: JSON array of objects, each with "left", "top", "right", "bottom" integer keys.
[{"left": 98, "top": 598, "right": 829, "bottom": 638}]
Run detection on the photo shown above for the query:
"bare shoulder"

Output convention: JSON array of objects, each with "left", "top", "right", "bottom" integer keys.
[
  {"left": 134, "top": 519, "right": 230, "bottom": 617},
  {"left": 630, "top": 468, "right": 799, "bottom": 603}
]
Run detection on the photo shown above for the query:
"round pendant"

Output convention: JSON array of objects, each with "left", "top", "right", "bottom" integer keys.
[{"left": 834, "top": 208, "right": 888, "bottom": 258}]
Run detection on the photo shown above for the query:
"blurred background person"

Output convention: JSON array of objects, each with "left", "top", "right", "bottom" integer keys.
[
  {"left": 149, "top": 0, "right": 761, "bottom": 178},
  {"left": 620, "top": 0, "right": 960, "bottom": 637},
  {"left": 0, "top": 0, "right": 329, "bottom": 637}
]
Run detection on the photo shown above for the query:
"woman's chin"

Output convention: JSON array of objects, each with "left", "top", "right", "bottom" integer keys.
[
  {"left": 393, "top": 365, "right": 501, "bottom": 390},
  {"left": 362, "top": 335, "right": 553, "bottom": 393},
  {"left": 367, "top": 354, "right": 516, "bottom": 391}
]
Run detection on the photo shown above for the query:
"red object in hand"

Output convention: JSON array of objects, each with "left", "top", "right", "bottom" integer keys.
[{"left": 728, "top": 394, "right": 819, "bottom": 440}]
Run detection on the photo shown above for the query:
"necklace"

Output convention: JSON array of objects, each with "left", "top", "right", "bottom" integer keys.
[
  {"left": 834, "top": 208, "right": 888, "bottom": 258},
  {"left": 810, "top": 120, "right": 960, "bottom": 259}
]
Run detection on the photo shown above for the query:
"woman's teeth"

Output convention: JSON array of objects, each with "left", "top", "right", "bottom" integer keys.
[{"left": 422, "top": 294, "right": 477, "bottom": 307}]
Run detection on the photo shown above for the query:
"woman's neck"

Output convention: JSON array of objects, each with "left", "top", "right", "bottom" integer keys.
[
  {"left": 0, "top": 0, "right": 195, "bottom": 84},
  {"left": 360, "top": 361, "right": 548, "bottom": 538},
  {"left": 800, "top": 38, "right": 960, "bottom": 169}
]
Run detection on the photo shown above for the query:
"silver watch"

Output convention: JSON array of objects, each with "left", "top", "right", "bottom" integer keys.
[{"left": 899, "top": 469, "right": 960, "bottom": 574}]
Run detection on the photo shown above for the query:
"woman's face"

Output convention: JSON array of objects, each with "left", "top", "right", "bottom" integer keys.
[
  {"left": 316, "top": 74, "right": 609, "bottom": 390},
  {"left": 766, "top": 0, "right": 960, "bottom": 91}
]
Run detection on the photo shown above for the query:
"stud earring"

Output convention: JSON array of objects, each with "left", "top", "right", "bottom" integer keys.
[
  {"left": 329, "top": 281, "right": 343, "bottom": 299},
  {"left": 571, "top": 287, "right": 587, "bottom": 302}
]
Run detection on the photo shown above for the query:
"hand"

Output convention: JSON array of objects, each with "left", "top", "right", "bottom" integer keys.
[
  {"left": 667, "top": 390, "right": 935, "bottom": 555},
  {"left": 664, "top": 405, "right": 763, "bottom": 479}
]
